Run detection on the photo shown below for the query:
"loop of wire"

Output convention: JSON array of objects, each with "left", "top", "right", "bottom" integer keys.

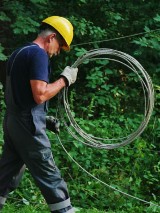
[
  {"left": 57, "top": 48, "right": 154, "bottom": 149},
  {"left": 55, "top": 49, "right": 159, "bottom": 208}
]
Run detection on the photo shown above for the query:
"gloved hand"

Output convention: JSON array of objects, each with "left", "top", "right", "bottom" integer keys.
[
  {"left": 60, "top": 66, "right": 78, "bottom": 86},
  {"left": 46, "top": 116, "right": 60, "bottom": 134}
]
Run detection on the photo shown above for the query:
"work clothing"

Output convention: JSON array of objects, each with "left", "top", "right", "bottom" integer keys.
[
  {"left": 0, "top": 45, "right": 74, "bottom": 212},
  {"left": 6, "top": 43, "right": 50, "bottom": 110}
]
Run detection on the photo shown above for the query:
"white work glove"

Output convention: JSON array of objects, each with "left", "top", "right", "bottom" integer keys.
[{"left": 60, "top": 66, "right": 78, "bottom": 86}]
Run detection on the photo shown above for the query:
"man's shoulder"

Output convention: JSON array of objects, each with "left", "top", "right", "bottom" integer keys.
[
  {"left": 11, "top": 43, "right": 45, "bottom": 58},
  {"left": 26, "top": 43, "right": 47, "bottom": 57}
]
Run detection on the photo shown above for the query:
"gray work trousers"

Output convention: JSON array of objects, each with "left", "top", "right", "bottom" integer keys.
[{"left": 0, "top": 107, "right": 74, "bottom": 213}]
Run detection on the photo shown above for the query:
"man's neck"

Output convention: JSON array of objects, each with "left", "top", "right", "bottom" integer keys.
[{"left": 32, "top": 36, "right": 46, "bottom": 50}]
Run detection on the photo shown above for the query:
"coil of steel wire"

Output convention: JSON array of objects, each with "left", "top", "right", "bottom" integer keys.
[{"left": 57, "top": 48, "right": 154, "bottom": 149}]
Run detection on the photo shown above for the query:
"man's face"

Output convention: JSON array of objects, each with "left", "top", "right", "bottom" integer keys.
[{"left": 47, "top": 33, "right": 64, "bottom": 58}]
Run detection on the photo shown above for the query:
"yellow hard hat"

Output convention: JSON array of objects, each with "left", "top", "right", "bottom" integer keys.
[{"left": 42, "top": 16, "right": 73, "bottom": 51}]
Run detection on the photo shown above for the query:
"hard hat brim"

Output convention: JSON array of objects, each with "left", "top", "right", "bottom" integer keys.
[{"left": 62, "top": 45, "right": 70, "bottom": 51}]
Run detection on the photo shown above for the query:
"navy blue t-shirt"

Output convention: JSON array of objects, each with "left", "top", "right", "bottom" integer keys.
[{"left": 6, "top": 43, "right": 50, "bottom": 110}]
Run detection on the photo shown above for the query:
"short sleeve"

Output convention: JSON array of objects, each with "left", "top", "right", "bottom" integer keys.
[{"left": 29, "top": 48, "right": 49, "bottom": 83}]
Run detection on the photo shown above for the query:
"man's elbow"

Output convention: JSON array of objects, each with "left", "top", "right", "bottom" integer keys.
[{"left": 33, "top": 95, "right": 45, "bottom": 105}]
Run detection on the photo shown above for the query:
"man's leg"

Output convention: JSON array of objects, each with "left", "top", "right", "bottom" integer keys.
[
  {"left": 0, "top": 142, "right": 25, "bottom": 210},
  {"left": 23, "top": 147, "right": 74, "bottom": 213},
  {"left": 4, "top": 111, "right": 74, "bottom": 212}
]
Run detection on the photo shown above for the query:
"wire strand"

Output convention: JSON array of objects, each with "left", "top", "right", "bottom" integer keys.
[
  {"left": 56, "top": 134, "right": 160, "bottom": 209},
  {"left": 71, "top": 28, "right": 160, "bottom": 47}
]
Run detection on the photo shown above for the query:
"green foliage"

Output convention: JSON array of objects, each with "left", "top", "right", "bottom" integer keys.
[
  {"left": 0, "top": 0, "right": 160, "bottom": 212},
  {"left": 12, "top": 17, "right": 40, "bottom": 35},
  {"left": 0, "top": 44, "right": 7, "bottom": 61},
  {"left": 0, "top": 11, "right": 11, "bottom": 21},
  {"left": 2, "top": 203, "right": 49, "bottom": 213},
  {"left": 2, "top": 204, "right": 107, "bottom": 213},
  {"left": 0, "top": 83, "right": 5, "bottom": 113}
]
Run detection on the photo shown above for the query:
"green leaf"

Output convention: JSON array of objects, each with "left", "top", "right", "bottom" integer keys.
[
  {"left": 0, "top": 43, "right": 7, "bottom": 61},
  {"left": 154, "top": 14, "right": 160, "bottom": 22},
  {"left": 144, "top": 26, "right": 150, "bottom": 32},
  {"left": 105, "top": 68, "right": 113, "bottom": 74},
  {"left": 0, "top": 12, "right": 11, "bottom": 21},
  {"left": 30, "top": 0, "right": 48, "bottom": 3}
]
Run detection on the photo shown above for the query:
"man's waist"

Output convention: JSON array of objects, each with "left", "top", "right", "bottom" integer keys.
[{"left": 6, "top": 103, "right": 47, "bottom": 115}]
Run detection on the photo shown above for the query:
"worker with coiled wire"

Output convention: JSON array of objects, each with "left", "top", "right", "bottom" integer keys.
[{"left": 0, "top": 16, "right": 78, "bottom": 213}]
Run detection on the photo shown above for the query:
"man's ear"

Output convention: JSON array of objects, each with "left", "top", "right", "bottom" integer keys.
[{"left": 49, "top": 33, "right": 56, "bottom": 43}]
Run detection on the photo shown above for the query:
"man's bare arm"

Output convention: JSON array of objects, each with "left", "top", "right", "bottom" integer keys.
[{"left": 30, "top": 77, "right": 66, "bottom": 104}]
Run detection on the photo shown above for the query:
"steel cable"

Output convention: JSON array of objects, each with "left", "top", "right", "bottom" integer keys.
[
  {"left": 57, "top": 48, "right": 154, "bottom": 149},
  {"left": 56, "top": 134, "right": 160, "bottom": 209}
]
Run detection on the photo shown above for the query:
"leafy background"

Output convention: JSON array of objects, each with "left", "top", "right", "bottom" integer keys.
[{"left": 0, "top": 0, "right": 160, "bottom": 212}]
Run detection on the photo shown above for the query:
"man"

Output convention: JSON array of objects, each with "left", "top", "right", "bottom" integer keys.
[{"left": 0, "top": 16, "right": 78, "bottom": 213}]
